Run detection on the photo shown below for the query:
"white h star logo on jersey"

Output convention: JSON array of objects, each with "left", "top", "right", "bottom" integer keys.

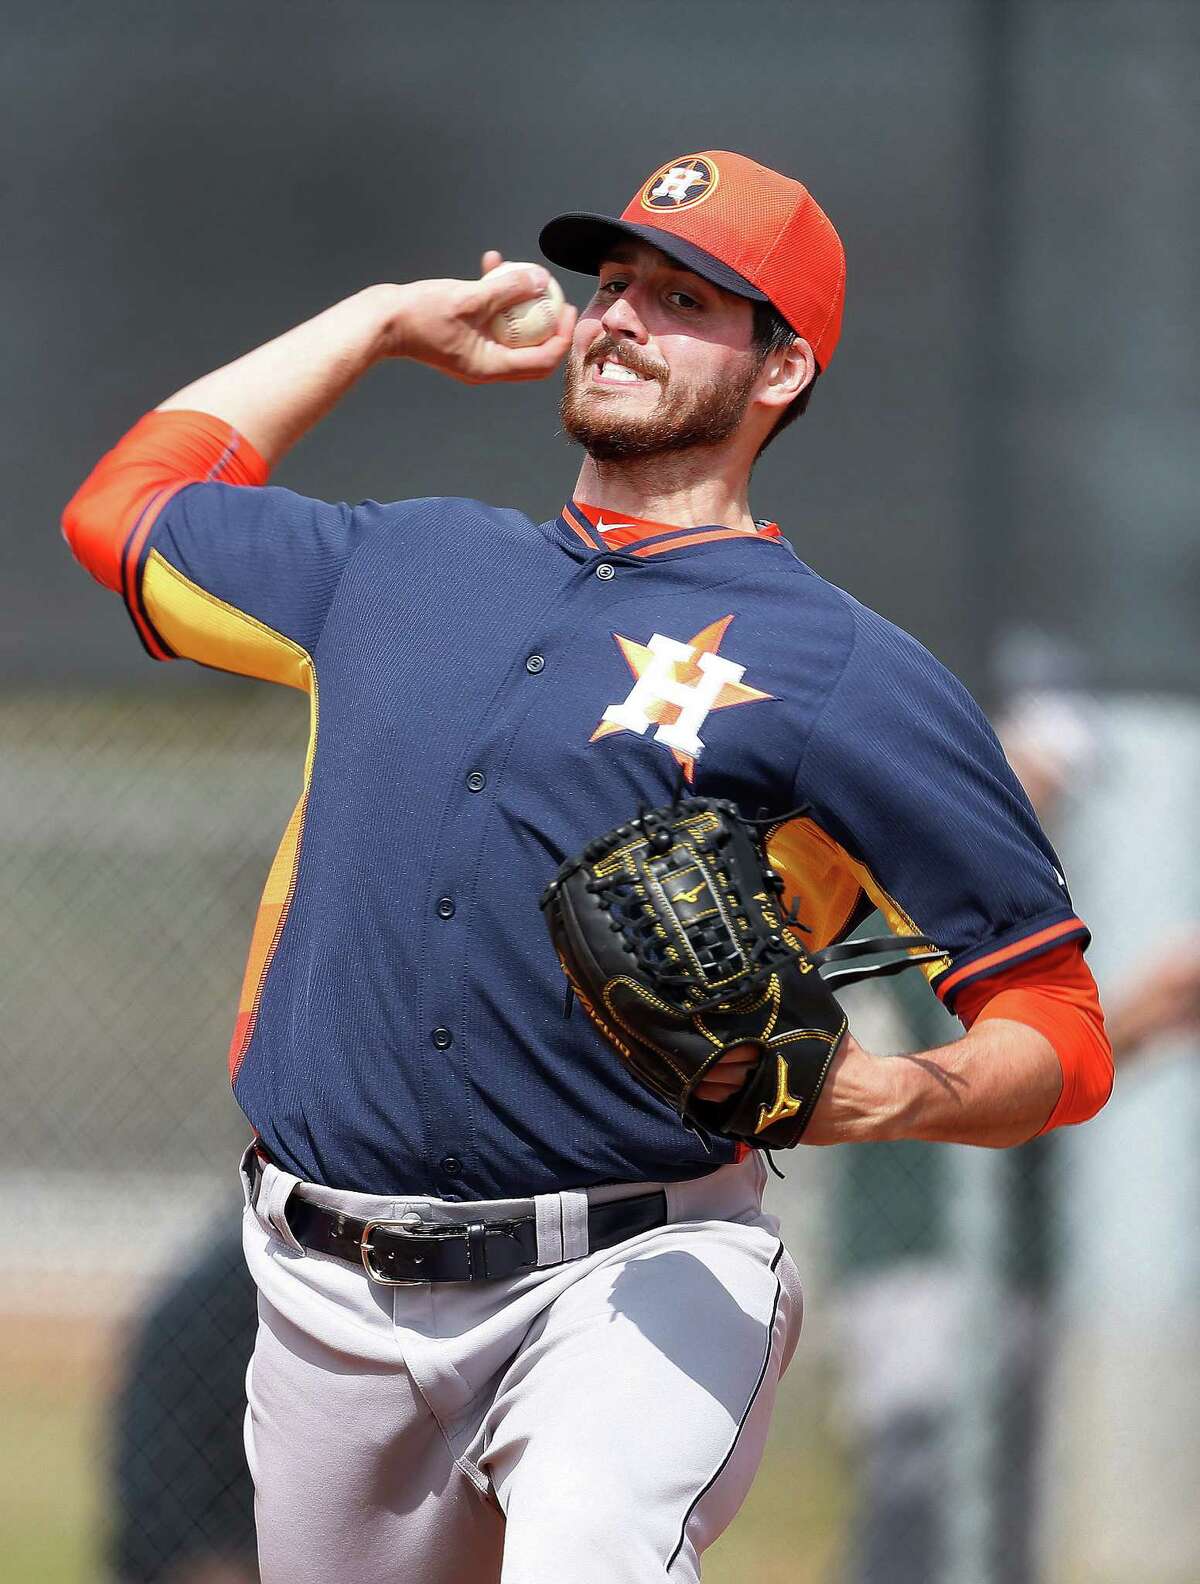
[
  {"left": 650, "top": 165, "right": 706, "bottom": 204},
  {"left": 603, "top": 634, "right": 743, "bottom": 758},
  {"left": 590, "top": 616, "right": 775, "bottom": 780}
]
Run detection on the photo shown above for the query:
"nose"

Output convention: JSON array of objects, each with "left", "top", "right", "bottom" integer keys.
[{"left": 599, "top": 289, "right": 650, "bottom": 345}]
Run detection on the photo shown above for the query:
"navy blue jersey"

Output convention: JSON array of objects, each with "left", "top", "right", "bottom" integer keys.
[{"left": 122, "top": 484, "right": 1086, "bottom": 1198}]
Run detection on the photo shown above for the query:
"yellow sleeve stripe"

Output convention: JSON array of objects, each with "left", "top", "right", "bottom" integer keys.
[
  {"left": 766, "top": 814, "right": 948, "bottom": 985},
  {"left": 138, "top": 551, "right": 323, "bottom": 1081},
  {"left": 228, "top": 780, "right": 314, "bottom": 1081},
  {"left": 141, "top": 548, "right": 314, "bottom": 692}
]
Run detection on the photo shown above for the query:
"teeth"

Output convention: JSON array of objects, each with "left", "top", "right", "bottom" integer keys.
[{"left": 599, "top": 361, "right": 642, "bottom": 382}]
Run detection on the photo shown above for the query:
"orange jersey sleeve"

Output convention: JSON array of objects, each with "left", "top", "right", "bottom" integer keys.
[
  {"left": 955, "top": 941, "right": 1114, "bottom": 1134},
  {"left": 60, "top": 410, "right": 372, "bottom": 685},
  {"left": 61, "top": 409, "right": 270, "bottom": 658}
]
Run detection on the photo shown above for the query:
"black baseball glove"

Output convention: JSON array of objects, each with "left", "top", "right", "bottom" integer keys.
[{"left": 539, "top": 795, "right": 944, "bottom": 1150}]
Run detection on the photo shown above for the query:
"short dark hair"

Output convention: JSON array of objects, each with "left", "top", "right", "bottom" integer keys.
[{"left": 750, "top": 300, "right": 818, "bottom": 457}]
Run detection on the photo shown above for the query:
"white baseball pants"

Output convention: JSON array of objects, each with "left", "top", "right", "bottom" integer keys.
[{"left": 239, "top": 1146, "right": 803, "bottom": 1583}]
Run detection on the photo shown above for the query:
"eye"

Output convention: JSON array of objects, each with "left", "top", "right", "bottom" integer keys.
[
  {"left": 598, "top": 277, "right": 627, "bottom": 297},
  {"left": 667, "top": 290, "right": 701, "bottom": 311}
]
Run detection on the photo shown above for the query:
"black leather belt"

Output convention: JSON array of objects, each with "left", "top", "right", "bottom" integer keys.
[{"left": 249, "top": 1151, "right": 669, "bottom": 1285}]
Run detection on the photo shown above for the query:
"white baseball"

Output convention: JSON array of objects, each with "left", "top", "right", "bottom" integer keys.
[{"left": 485, "top": 261, "right": 565, "bottom": 348}]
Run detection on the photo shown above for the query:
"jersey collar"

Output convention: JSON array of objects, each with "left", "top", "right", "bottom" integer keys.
[{"left": 560, "top": 500, "right": 784, "bottom": 559}]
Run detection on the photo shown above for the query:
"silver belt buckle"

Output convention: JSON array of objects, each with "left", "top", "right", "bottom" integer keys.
[{"left": 360, "top": 1212, "right": 452, "bottom": 1285}]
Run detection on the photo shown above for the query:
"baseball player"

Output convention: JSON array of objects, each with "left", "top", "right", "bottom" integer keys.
[{"left": 62, "top": 151, "right": 1114, "bottom": 1584}]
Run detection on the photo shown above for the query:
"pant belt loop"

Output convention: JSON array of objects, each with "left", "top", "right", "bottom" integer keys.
[
  {"left": 534, "top": 1194, "right": 565, "bottom": 1266},
  {"left": 259, "top": 1162, "right": 305, "bottom": 1253},
  {"left": 559, "top": 1190, "right": 590, "bottom": 1261}
]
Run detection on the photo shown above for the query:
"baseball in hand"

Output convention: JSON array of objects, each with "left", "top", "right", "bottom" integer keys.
[{"left": 485, "top": 261, "right": 566, "bottom": 348}]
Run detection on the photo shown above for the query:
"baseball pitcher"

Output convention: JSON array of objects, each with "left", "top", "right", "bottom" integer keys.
[{"left": 63, "top": 151, "right": 1114, "bottom": 1584}]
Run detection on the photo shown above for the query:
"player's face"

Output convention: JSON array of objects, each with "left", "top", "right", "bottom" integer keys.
[{"left": 559, "top": 240, "right": 762, "bottom": 462}]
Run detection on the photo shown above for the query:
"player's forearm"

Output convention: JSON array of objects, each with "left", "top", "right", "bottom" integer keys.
[
  {"left": 884, "top": 1018, "right": 1061, "bottom": 1145},
  {"left": 808, "top": 1020, "right": 1061, "bottom": 1148},
  {"left": 156, "top": 283, "right": 406, "bottom": 467}
]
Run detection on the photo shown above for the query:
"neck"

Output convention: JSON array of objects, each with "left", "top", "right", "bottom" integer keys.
[{"left": 572, "top": 447, "right": 755, "bottom": 531}]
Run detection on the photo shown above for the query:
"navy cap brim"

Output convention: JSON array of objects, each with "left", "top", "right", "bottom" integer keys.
[{"left": 538, "top": 212, "right": 769, "bottom": 303}]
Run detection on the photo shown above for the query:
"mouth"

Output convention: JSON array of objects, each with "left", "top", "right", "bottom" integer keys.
[{"left": 587, "top": 356, "right": 659, "bottom": 390}]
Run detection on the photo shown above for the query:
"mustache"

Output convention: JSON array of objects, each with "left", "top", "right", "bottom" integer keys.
[{"left": 583, "top": 335, "right": 668, "bottom": 384}]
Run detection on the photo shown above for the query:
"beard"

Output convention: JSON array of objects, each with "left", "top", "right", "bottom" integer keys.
[{"left": 559, "top": 336, "right": 761, "bottom": 462}]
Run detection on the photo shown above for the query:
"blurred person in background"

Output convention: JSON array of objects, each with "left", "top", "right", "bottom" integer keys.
[
  {"left": 108, "top": 1217, "right": 258, "bottom": 1584},
  {"left": 830, "top": 642, "right": 1200, "bottom": 1584}
]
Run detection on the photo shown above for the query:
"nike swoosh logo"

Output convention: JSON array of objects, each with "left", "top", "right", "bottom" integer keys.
[{"left": 595, "top": 518, "right": 636, "bottom": 533}]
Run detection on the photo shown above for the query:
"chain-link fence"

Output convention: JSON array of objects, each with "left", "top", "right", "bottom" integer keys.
[{"left": 1, "top": 685, "right": 306, "bottom": 1580}]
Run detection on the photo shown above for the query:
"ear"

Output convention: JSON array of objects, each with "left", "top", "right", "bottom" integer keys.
[{"left": 758, "top": 336, "right": 816, "bottom": 414}]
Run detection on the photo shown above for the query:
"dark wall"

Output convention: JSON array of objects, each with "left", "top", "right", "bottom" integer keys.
[
  {"left": 1011, "top": 2, "right": 1200, "bottom": 692},
  {"left": 4, "top": 0, "right": 1196, "bottom": 694}
]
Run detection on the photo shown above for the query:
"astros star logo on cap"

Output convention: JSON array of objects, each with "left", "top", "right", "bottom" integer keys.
[{"left": 641, "top": 156, "right": 719, "bottom": 212}]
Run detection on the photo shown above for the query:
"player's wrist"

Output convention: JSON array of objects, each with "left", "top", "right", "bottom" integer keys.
[
  {"left": 705, "top": 1034, "right": 908, "bottom": 1146},
  {"left": 793, "top": 1032, "right": 903, "bottom": 1145},
  {"left": 360, "top": 282, "right": 418, "bottom": 362}
]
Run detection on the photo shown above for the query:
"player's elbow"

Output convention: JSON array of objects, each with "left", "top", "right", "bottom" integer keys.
[
  {"left": 61, "top": 470, "right": 124, "bottom": 592},
  {"left": 1069, "top": 1001, "right": 1116, "bottom": 1125},
  {"left": 1037, "top": 1020, "right": 1115, "bottom": 1136},
  {"left": 1074, "top": 1033, "right": 1116, "bottom": 1124},
  {"left": 62, "top": 413, "right": 166, "bottom": 590}
]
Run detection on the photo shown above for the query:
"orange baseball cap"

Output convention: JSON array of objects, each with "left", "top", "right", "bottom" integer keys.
[{"left": 539, "top": 150, "right": 845, "bottom": 368}]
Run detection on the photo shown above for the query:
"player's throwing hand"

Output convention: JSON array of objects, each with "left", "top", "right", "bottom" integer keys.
[{"left": 387, "top": 255, "right": 575, "bottom": 385}]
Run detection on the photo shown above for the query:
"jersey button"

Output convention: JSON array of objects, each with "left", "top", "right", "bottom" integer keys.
[
  {"left": 440, "top": 1156, "right": 464, "bottom": 1177},
  {"left": 525, "top": 653, "right": 545, "bottom": 674},
  {"left": 466, "top": 769, "right": 486, "bottom": 792},
  {"left": 436, "top": 896, "right": 455, "bottom": 919},
  {"left": 431, "top": 1026, "right": 453, "bottom": 1049},
  {"left": 595, "top": 562, "right": 615, "bottom": 580}
]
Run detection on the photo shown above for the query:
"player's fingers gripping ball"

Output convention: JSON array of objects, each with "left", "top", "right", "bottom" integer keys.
[
  {"left": 484, "top": 260, "right": 566, "bottom": 347},
  {"left": 540, "top": 796, "right": 943, "bottom": 1148}
]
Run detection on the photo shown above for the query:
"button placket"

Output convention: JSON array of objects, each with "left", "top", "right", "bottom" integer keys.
[
  {"left": 419, "top": 549, "right": 630, "bottom": 1194},
  {"left": 421, "top": 730, "right": 500, "bottom": 1181}
]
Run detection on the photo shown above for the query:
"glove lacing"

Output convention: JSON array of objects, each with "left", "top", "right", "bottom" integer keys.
[{"left": 582, "top": 802, "right": 813, "bottom": 1009}]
